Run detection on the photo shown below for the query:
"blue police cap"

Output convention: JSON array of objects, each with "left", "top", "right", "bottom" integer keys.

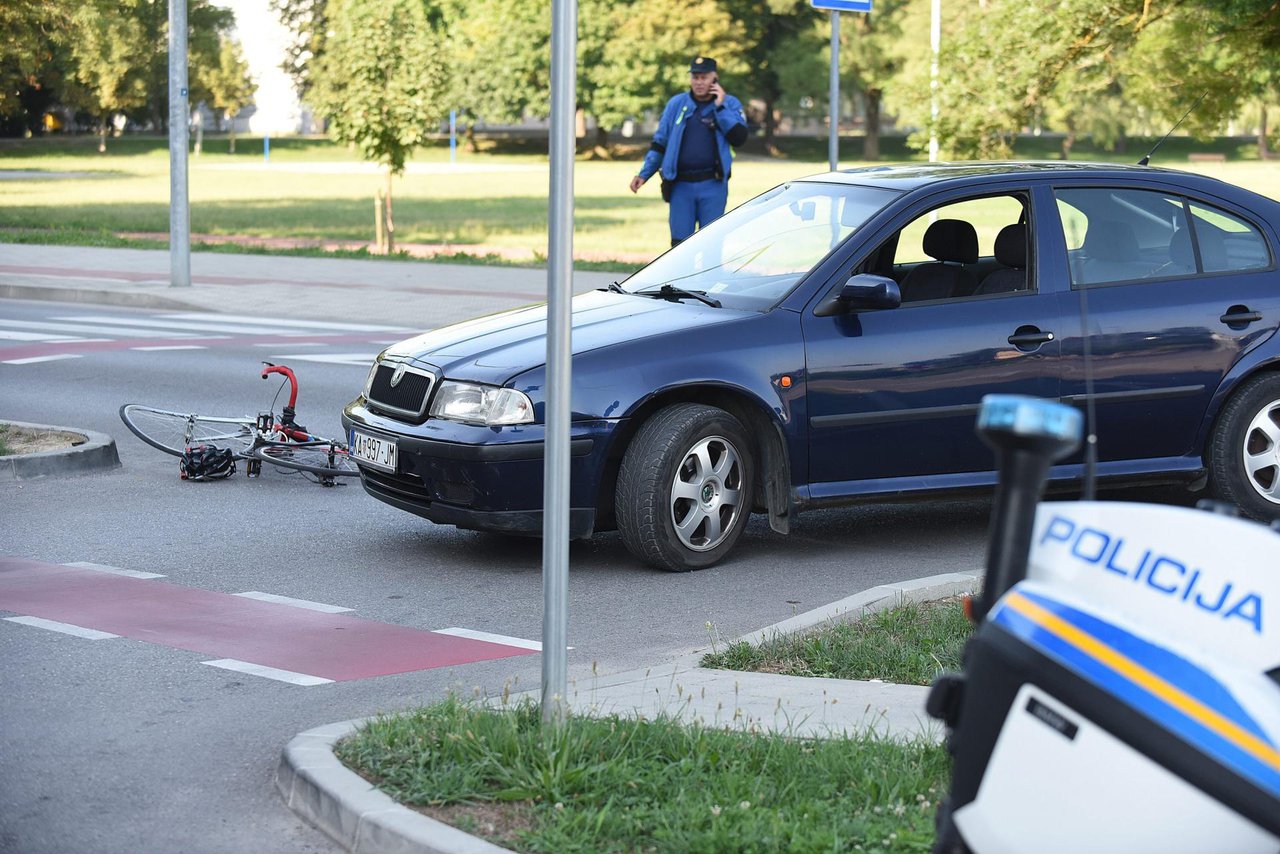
[{"left": 689, "top": 57, "right": 717, "bottom": 74}]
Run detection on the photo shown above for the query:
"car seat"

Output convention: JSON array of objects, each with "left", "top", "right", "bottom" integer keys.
[
  {"left": 976, "top": 223, "right": 1028, "bottom": 295},
  {"left": 901, "top": 219, "right": 979, "bottom": 300}
]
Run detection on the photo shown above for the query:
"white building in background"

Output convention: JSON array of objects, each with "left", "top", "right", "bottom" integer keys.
[{"left": 213, "top": 0, "right": 312, "bottom": 134}]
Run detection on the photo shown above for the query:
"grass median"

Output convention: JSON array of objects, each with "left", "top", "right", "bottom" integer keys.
[
  {"left": 335, "top": 598, "right": 970, "bottom": 852},
  {"left": 338, "top": 697, "right": 949, "bottom": 854},
  {"left": 701, "top": 598, "right": 971, "bottom": 687}
]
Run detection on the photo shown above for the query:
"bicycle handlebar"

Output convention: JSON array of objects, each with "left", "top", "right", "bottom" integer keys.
[{"left": 261, "top": 363, "right": 299, "bottom": 410}]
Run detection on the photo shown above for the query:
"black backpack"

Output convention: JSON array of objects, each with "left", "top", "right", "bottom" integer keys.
[{"left": 179, "top": 444, "right": 236, "bottom": 481}]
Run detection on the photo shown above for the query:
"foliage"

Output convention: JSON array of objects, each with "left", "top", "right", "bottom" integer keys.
[
  {"left": 270, "top": 0, "right": 328, "bottom": 99},
  {"left": 66, "top": 0, "right": 151, "bottom": 147},
  {"left": 0, "top": 0, "right": 71, "bottom": 124},
  {"left": 702, "top": 599, "right": 971, "bottom": 685},
  {"left": 204, "top": 37, "right": 255, "bottom": 141},
  {"left": 309, "top": 0, "right": 449, "bottom": 175},
  {"left": 337, "top": 697, "right": 951, "bottom": 853},
  {"left": 442, "top": 0, "right": 550, "bottom": 130},
  {"left": 719, "top": 0, "right": 817, "bottom": 143}
]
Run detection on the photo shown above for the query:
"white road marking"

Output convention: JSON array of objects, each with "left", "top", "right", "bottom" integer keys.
[
  {"left": 130, "top": 345, "right": 208, "bottom": 351},
  {"left": 4, "top": 616, "right": 119, "bottom": 640},
  {"left": 0, "top": 329, "right": 87, "bottom": 341},
  {"left": 253, "top": 341, "right": 322, "bottom": 347},
  {"left": 64, "top": 561, "right": 166, "bottom": 579},
  {"left": 267, "top": 353, "right": 376, "bottom": 366},
  {"left": 234, "top": 591, "right": 353, "bottom": 613},
  {"left": 55, "top": 315, "right": 330, "bottom": 337},
  {"left": 3, "top": 354, "right": 82, "bottom": 365},
  {"left": 201, "top": 659, "right": 333, "bottom": 686},
  {"left": 433, "top": 627, "right": 543, "bottom": 651},
  {"left": 164, "top": 312, "right": 410, "bottom": 332},
  {"left": 0, "top": 319, "right": 202, "bottom": 338}
]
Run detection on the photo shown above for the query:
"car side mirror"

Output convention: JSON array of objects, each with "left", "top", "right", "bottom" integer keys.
[{"left": 813, "top": 274, "right": 901, "bottom": 316}]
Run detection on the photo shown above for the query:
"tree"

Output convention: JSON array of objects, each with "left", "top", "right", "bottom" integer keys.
[
  {"left": 271, "top": 0, "right": 328, "bottom": 99},
  {"left": 308, "top": 0, "right": 450, "bottom": 253},
  {"left": 585, "top": 0, "right": 746, "bottom": 154},
  {"left": 440, "top": 0, "right": 550, "bottom": 151},
  {"left": 719, "top": 0, "right": 814, "bottom": 150},
  {"left": 205, "top": 35, "right": 255, "bottom": 152},
  {"left": 67, "top": 0, "right": 150, "bottom": 151},
  {"left": 1, "top": 0, "right": 71, "bottom": 133}
]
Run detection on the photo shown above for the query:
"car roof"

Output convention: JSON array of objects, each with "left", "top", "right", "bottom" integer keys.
[{"left": 796, "top": 161, "right": 1207, "bottom": 192}]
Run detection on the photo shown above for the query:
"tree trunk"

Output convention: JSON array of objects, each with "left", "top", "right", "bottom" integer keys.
[
  {"left": 762, "top": 99, "right": 781, "bottom": 156},
  {"left": 228, "top": 113, "right": 236, "bottom": 154},
  {"left": 98, "top": 117, "right": 107, "bottom": 153},
  {"left": 374, "top": 188, "right": 385, "bottom": 251},
  {"left": 384, "top": 168, "right": 395, "bottom": 255},
  {"left": 592, "top": 124, "right": 611, "bottom": 160},
  {"left": 1260, "top": 103, "right": 1271, "bottom": 159},
  {"left": 1060, "top": 130, "right": 1076, "bottom": 160},
  {"left": 862, "top": 90, "right": 881, "bottom": 161},
  {"left": 465, "top": 122, "right": 478, "bottom": 153}
]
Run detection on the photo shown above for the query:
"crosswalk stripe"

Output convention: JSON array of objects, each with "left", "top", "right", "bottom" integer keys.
[
  {"left": 55, "top": 315, "right": 335, "bottom": 337},
  {"left": 0, "top": 318, "right": 202, "bottom": 338},
  {"left": 267, "top": 352, "right": 376, "bottom": 366},
  {"left": 3, "top": 354, "right": 82, "bottom": 365},
  {"left": 163, "top": 312, "right": 410, "bottom": 332},
  {"left": 433, "top": 628, "right": 543, "bottom": 651},
  {"left": 63, "top": 561, "right": 166, "bottom": 579},
  {"left": 0, "top": 329, "right": 88, "bottom": 342},
  {"left": 130, "top": 345, "right": 208, "bottom": 351}
]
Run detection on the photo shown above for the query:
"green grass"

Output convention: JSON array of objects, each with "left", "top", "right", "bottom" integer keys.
[
  {"left": 337, "top": 697, "right": 950, "bottom": 853},
  {"left": 701, "top": 600, "right": 972, "bottom": 687},
  {"left": 3, "top": 133, "right": 1275, "bottom": 266},
  {"left": 0, "top": 425, "right": 12, "bottom": 457}
]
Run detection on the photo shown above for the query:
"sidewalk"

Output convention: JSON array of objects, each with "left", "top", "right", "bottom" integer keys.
[
  {"left": 0, "top": 242, "right": 621, "bottom": 329},
  {"left": 2, "top": 241, "right": 976, "bottom": 854}
]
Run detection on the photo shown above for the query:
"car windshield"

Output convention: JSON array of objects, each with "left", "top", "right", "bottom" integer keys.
[{"left": 621, "top": 181, "right": 900, "bottom": 309}]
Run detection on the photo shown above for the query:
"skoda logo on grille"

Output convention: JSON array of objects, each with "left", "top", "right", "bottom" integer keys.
[{"left": 390, "top": 363, "right": 407, "bottom": 388}]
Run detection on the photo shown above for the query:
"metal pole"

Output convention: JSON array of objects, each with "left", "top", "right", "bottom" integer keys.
[
  {"left": 929, "top": 0, "right": 940, "bottom": 162},
  {"left": 828, "top": 11, "right": 840, "bottom": 172},
  {"left": 542, "top": 0, "right": 576, "bottom": 727},
  {"left": 168, "top": 0, "right": 190, "bottom": 288}
]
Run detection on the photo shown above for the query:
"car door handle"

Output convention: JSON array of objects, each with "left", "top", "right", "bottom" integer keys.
[
  {"left": 1008, "top": 329, "right": 1055, "bottom": 347},
  {"left": 1220, "top": 307, "right": 1262, "bottom": 327}
]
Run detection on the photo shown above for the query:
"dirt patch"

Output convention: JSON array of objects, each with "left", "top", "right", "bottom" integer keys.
[
  {"left": 412, "top": 800, "right": 538, "bottom": 850},
  {"left": 0, "top": 424, "right": 86, "bottom": 456}
]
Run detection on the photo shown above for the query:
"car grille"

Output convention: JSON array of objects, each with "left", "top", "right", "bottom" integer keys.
[
  {"left": 367, "top": 360, "right": 435, "bottom": 421},
  {"left": 361, "top": 467, "right": 436, "bottom": 503}
]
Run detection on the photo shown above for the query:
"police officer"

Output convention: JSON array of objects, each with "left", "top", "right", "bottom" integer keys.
[{"left": 629, "top": 56, "right": 749, "bottom": 246}]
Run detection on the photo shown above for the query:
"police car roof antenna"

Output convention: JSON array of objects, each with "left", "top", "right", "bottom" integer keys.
[{"left": 1137, "top": 91, "right": 1208, "bottom": 166}]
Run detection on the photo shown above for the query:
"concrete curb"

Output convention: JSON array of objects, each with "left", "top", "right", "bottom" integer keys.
[
  {"left": 275, "top": 571, "right": 979, "bottom": 854},
  {"left": 0, "top": 282, "right": 205, "bottom": 313},
  {"left": 0, "top": 420, "right": 121, "bottom": 481},
  {"left": 276, "top": 720, "right": 515, "bottom": 854}
]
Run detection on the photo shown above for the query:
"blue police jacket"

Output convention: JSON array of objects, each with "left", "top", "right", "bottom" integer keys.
[{"left": 638, "top": 90, "right": 748, "bottom": 183}]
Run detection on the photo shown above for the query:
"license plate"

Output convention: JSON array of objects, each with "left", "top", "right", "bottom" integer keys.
[{"left": 350, "top": 429, "right": 397, "bottom": 473}]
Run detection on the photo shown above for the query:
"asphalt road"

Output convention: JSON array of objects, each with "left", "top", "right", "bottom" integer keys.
[{"left": 0, "top": 298, "right": 992, "bottom": 853}]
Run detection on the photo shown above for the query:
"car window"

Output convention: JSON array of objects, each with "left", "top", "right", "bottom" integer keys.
[
  {"left": 864, "top": 193, "right": 1031, "bottom": 302},
  {"left": 1054, "top": 187, "right": 1269, "bottom": 286},
  {"left": 894, "top": 195, "right": 1025, "bottom": 264},
  {"left": 623, "top": 182, "right": 900, "bottom": 310},
  {"left": 1186, "top": 202, "right": 1271, "bottom": 273}
]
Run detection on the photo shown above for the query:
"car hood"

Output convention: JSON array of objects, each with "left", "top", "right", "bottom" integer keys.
[{"left": 381, "top": 290, "right": 747, "bottom": 384}]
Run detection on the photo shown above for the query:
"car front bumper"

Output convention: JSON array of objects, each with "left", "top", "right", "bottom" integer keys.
[{"left": 341, "top": 401, "right": 620, "bottom": 538}]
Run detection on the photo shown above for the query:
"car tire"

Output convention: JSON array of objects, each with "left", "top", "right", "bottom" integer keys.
[
  {"left": 1209, "top": 373, "right": 1280, "bottom": 520},
  {"left": 616, "top": 403, "right": 754, "bottom": 571}
]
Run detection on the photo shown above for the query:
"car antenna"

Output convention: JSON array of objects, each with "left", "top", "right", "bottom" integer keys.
[{"left": 1137, "top": 91, "right": 1208, "bottom": 166}]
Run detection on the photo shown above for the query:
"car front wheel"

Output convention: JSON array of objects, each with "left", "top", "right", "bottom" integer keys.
[
  {"left": 1209, "top": 373, "right": 1280, "bottom": 520},
  {"left": 616, "top": 403, "right": 754, "bottom": 571}
]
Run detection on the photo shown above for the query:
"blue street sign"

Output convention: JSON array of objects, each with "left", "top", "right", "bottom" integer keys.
[{"left": 810, "top": 0, "right": 872, "bottom": 11}]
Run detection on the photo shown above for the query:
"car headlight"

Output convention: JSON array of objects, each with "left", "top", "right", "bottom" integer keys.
[{"left": 429, "top": 381, "right": 534, "bottom": 426}]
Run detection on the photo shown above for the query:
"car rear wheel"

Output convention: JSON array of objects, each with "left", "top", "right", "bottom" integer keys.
[
  {"left": 616, "top": 403, "right": 754, "bottom": 571},
  {"left": 1209, "top": 373, "right": 1280, "bottom": 519}
]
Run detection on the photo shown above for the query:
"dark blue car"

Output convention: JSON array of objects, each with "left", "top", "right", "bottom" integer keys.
[{"left": 342, "top": 162, "right": 1280, "bottom": 570}]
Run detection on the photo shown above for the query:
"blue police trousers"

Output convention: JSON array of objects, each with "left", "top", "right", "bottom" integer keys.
[{"left": 668, "top": 178, "right": 728, "bottom": 245}]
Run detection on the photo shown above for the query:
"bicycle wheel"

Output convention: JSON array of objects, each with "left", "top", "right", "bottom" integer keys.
[
  {"left": 249, "top": 439, "right": 361, "bottom": 477},
  {"left": 119, "top": 405, "right": 256, "bottom": 458}
]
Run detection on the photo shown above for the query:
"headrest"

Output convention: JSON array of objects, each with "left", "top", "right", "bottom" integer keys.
[
  {"left": 1168, "top": 229, "right": 1196, "bottom": 270},
  {"left": 923, "top": 219, "right": 978, "bottom": 264},
  {"left": 994, "top": 223, "right": 1026, "bottom": 269},
  {"left": 1083, "top": 219, "right": 1138, "bottom": 261}
]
